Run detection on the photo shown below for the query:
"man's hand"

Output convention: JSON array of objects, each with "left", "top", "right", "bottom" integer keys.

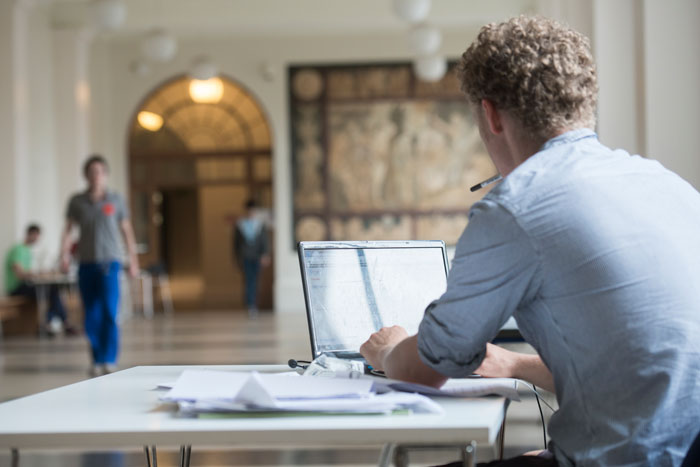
[
  {"left": 476, "top": 343, "right": 556, "bottom": 393},
  {"left": 128, "top": 260, "right": 140, "bottom": 279},
  {"left": 60, "top": 254, "right": 71, "bottom": 274},
  {"left": 474, "top": 343, "right": 518, "bottom": 378},
  {"left": 360, "top": 325, "right": 409, "bottom": 371}
]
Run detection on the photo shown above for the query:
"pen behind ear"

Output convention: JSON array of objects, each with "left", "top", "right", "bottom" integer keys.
[{"left": 470, "top": 174, "right": 502, "bottom": 192}]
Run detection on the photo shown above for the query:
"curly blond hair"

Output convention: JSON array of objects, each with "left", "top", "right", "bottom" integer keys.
[{"left": 457, "top": 16, "right": 598, "bottom": 140}]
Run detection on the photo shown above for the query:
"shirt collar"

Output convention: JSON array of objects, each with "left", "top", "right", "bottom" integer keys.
[{"left": 539, "top": 128, "right": 597, "bottom": 153}]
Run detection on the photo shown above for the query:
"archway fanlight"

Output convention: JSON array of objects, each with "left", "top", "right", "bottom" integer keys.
[
  {"left": 137, "top": 111, "right": 163, "bottom": 132},
  {"left": 189, "top": 77, "right": 224, "bottom": 104}
]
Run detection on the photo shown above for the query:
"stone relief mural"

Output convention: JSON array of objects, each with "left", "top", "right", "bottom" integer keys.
[{"left": 290, "top": 63, "right": 495, "bottom": 245}]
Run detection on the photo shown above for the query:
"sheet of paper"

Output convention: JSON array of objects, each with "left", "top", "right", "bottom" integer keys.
[
  {"left": 162, "top": 370, "right": 374, "bottom": 407},
  {"left": 162, "top": 370, "right": 251, "bottom": 402},
  {"left": 257, "top": 372, "right": 373, "bottom": 399}
]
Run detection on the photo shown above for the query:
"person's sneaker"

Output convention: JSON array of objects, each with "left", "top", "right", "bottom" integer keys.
[
  {"left": 102, "top": 364, "right": 117, "bottom": 374},
  {"left": 88, "top": 365, "right": 103, "bottom": 378},
  {"left": 49, "top": 317, "right": 63, "bottom": 335}
]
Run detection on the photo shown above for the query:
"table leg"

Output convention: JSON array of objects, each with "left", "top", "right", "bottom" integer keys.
[
  {"left": 157, "top": 274, "right": 174, "bottom": 316},
  {"left": 497, "top": 414, "right": 506, "bottom": 460},
  {"left": 383, "top": 442, "right": 478, "bottom": 467},
  {"left": 35, "top": 284, "right": 48, "bottom": 336},
  {"left": 144, "top": 445, "right": 159, "bottom": 467},
  {"left": 179, "top": 445, "right": 192, "bottom": 467},
  {"left": 394, "top": 446, "right": 408, "bottom": 467},
  {"left": 141, "top": 274, "right": 154, "bottom": 319},
  {"left": 378, "top": 443, "right": 396, "bottom": 467},
  {"left": 11, "top": 448, "right": 19, "bottom": 467},
  {"left": 461, "top": 441, "right": 477, "bottom": 467}
]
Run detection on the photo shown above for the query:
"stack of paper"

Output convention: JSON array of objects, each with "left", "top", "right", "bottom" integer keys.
[{"left": 161, "top": 370, "right": 443, "bottom": 415}]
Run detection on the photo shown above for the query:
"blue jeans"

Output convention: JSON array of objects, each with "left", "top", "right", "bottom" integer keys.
[
  {"left": 11, "top": 282, "right": 67, "bottom": 323},
  {"left": 78, "top": 262, "right": 120, "bottom": 365},
  {"left": 242, "top": 258, "right": 261, "bottom": 308}
]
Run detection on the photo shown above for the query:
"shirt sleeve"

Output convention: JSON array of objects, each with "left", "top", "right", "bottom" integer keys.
[
  {"left": 7, "top": 247, "right": 21, "bottom": 268},
  {"left": 66, "top": 196, "right": 79, "bottom": 223},
  {"left": 116, "top": 194, "right": 130, "bottom": 222},
  {"left": 417, "top": 198, "right": 542, "bottom": 378}
]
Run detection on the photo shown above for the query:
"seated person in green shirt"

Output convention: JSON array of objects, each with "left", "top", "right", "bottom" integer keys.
[{"left": 4, "top": 224, "right": 75, "bottom": 336}]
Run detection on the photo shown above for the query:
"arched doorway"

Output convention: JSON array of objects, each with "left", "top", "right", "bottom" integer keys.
[{"left": 128, "top": 75, "right": 273, "bottom": 311}]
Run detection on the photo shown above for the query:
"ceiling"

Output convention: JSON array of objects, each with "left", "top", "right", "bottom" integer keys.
[{"left": 48, "top": 0, "right": 540, "bottom": 37}]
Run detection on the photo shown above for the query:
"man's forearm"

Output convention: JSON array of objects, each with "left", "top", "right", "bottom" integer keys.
[
  {"left": 383, "top": 336, "right": 448, "bottom": 388},
  {"left": 513, "top": 354, "right": 555, "bottom": 393},
  {"left": 59, "top": 222, "right": 74, "bottom": 262},
  {"left": 121, "top": 221, "right": 139, "bottom": 265}
]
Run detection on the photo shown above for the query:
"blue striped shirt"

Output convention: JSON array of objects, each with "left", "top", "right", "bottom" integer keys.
[{"left": 418, "top": 129, "right": 700, "bottom": 466}]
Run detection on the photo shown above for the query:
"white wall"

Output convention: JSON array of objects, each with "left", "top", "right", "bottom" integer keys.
[{"left": 592, "top": 0, "right": 700, "bottom": 190}]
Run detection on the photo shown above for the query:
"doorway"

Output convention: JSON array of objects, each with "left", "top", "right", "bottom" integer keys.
[
  {"left": 160, "top": 189, "right": 203, "bottom": 307},
  {"left": 128, "top": 75, "right": 274, "bottom": 311}
]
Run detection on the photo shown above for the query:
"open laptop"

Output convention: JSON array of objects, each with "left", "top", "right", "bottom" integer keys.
[{"left": 298, "top": 240, "right": 450, "bottom": 361}]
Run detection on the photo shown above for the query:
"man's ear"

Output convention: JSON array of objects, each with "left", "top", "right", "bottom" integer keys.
[{"left": 481, "top": 99, "right": 504, "bottom": 135}]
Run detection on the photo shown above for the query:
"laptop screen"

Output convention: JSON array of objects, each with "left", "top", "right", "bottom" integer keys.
[{"left": 299, "top": 242, "right": 449, "bottom": 357}]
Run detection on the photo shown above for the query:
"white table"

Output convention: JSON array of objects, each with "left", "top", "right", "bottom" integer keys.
[{"left": 0, "top": 365, "right": 507, "bottom": 467}]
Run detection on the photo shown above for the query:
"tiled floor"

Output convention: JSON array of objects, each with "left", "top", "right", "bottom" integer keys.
[{"left": 0, "top": 310, "right": 555, "bottom": 466}]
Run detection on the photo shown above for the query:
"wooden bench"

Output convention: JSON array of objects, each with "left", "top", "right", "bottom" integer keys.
[{"left": 0, "top": 296, "right": 35, "bottom": 338}]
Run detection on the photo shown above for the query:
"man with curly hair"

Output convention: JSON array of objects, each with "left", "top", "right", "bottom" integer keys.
[{"left": 361, "top": 16, "right": 700, "bottom": 466}]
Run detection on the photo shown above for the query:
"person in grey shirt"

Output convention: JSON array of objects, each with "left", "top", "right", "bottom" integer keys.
[
  {"left": 60, "top": 155, "right": 140, "bottom": 377},
  {"left": 360, "top": 16, "right": 700, "bottom": 467}
]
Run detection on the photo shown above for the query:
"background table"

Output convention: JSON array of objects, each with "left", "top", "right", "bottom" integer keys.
[
  {"left": 0, "top": 365, "right": 507, "bottom": 466},
  {"left": 29, "top": 273, "right": 76, "bottom": 336}
]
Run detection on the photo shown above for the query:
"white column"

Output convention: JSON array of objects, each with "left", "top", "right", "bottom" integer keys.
[
  {"left": 24, "top": 4, "right": 62, "bottom": 265},
  {"left": 642, "top": 0, "right": 700, "bottom": 189},
  {"left": 53, "top": 27, "right": 92, "bottom": 207},
  {"left": 535, "top": 0, "right": 594, "bottom": 40},
  {"left": 0, "top": 0, "right": 32, "bottom": 293},
  {"left": 592, "top": 0, "right": 645, "bottom": 155}
]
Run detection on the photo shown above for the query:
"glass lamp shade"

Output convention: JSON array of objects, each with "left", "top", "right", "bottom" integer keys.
[
  {"left": 137, "top": 111, "right": 163, "bottom": 132},
  {"left": 190, "top": 57, "right": 218, "bottom": 81},
  {"left": 413, "top": 55, "right": 447, "bottom": 82},
  {"left": 392, "top": 0, "right": 431, "bottom": 23},
  {"left": 407, "top": 24, "right": 442, "bottom": 55},
  {"left": 189, "top": 78, "right": 224, "bottom": 104},
  {"left": 90, "top": 0, "right": 127, "bottom": 30},
  {"left": 141, "top": 30, "right": 177, "bottom": 62}
]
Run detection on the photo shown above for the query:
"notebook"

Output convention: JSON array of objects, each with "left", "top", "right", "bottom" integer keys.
[{"left": 298, "top": 240, "right": 450, "bottom": 360}]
